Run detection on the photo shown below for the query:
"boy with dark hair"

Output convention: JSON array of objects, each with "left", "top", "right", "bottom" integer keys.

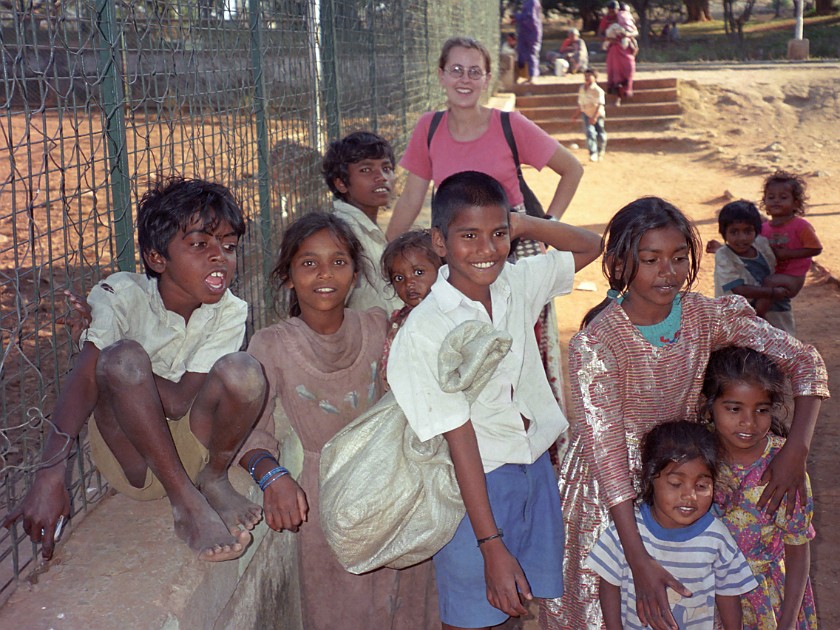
[
  {"left": 322, "top": 130, "right": 402, "bottom": 312},
  {"left": 710, "top": 199, "right": 795, "bottom": 334},
  {"left": 572, "top": 68, "right": 607, "bottom": 162},
  {"left": 4, "top": 177, "right": 266, "bottom": 562},
  {"left": 388, "top": 171, "right": 601, "bottom": 629}
]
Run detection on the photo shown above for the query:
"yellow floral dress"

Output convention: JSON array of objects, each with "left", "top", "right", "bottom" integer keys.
[{"left": 714, "top": 434, "right": 817, "bottom": 629}]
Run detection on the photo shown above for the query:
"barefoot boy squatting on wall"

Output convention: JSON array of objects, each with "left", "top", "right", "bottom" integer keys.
[{"left": 4, "top": 177, "right": 267, "bottom": 562}]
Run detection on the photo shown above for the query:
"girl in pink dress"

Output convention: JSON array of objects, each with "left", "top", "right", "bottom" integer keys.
[
  {"left": 540, "top": 197, "right": 828, "bottom": 630},
  {"left": 705, "top": 347, "right": 817, "bottom": 629},
  {"left": 760, "top": 170, "right": 823, "bottom": 301},
  {"left": 237, "top": 212, "right": 437, "bottom": 630}
]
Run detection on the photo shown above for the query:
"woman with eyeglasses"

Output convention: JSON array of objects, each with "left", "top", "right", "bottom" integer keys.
[
  {"left": 387, "top": 37, "right": 582, "bottom": 240},
  {"left": 386, "top": 34, "right": 584, "bottom": 454}
]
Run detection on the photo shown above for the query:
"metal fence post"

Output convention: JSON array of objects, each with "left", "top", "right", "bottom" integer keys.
[
  {"left": 367, "top": 0, "right": 378, "bottom": 133},
  {"left": 320, "top": 0, "right": 341, "bottom": 142},
  {"left": 94, "top": 0, "right": 134, "bottom": 272},
  {"left": 400, "top": 0, "right": 408, "bottom": 134},
  {"left": 248, "top": 0, "right": 274, "bottom": 296}
]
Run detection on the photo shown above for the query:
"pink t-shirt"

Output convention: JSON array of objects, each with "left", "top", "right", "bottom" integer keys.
[
  {"left": 399, "top": 109, "right": 559, "bottom": 207},
  {"left": 760, "top": 216, "right": 821, "bottom": 277}
]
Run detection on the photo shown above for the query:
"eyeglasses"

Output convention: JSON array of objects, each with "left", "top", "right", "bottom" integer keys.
[{"left": 443, "top": 64, "right": 487, "bottom": 80}]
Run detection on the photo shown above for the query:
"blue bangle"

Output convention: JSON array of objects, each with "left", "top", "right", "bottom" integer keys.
[
  {"left": 261, "top": 469, "right": 290, "bottom": 492},
  {"left": 258, "top": 466, "right": 290, "bottom": 491},
  {"left": 248, "top": 452, "right": 277, "bottom": 482}
]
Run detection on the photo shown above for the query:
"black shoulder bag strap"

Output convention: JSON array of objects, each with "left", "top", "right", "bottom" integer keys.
[
  {"left": 426, "top": 111, "right": 445, "bottom": 206},
  {"left": 500, "top": 110, "right": 546, "bottom": 219},
  {"left": 427, "top": 110, "right": 445, "bottom": 148},
  {"left": 500, "top": 110, "right": 523, "bottom": 178}
]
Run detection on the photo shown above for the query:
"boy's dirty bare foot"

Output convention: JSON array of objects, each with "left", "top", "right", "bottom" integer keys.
[
  {"left": 197, "top": 468, "right": 263, "bottom": 531},
  {"left": 172, "top": 492, "right": 251, "bottom": 562}
]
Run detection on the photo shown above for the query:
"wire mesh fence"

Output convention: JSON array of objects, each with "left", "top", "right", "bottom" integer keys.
[{"left": 0, "top": 0, "right": 499, "bottom": 601}]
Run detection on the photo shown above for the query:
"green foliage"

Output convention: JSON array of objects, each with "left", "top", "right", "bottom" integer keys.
[{"left": 639, "top": 15, "right": 840, "bottom": 61}]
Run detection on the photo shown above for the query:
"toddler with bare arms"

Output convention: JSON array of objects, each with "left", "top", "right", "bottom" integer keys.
[{"left": 4, "top": 177, "right": 266, "bottom": 562}]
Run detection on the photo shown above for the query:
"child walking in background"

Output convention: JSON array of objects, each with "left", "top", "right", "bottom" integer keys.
[
  {"left": 389, "top": 171, "right": 602, "bottom": 629},
  {"left": 760, "top": 170, "right": 822, "bottom": 300},
  {"left": 710, "top": 200, "right": 795, "bottom": 334},
  {"left": 540, "top": 197, "right": 828, "bottom": 630},
  {"left": 704, "top": 347, "right": 818, "bottom": 628},
  {"left": 572, "top": 68, "right": 607, "bottom": 163},
  {"left": 322, "top": 130, "right": 403, "bottom": 312},
  {"left": 378, "top": 229, "right": 442, "bottom": 390},
  {"left": 586, "top": 421, "right": 756, "bottom": 629},
  {"left": 236, "top": 212, "right": 437, "bottom": 630}
]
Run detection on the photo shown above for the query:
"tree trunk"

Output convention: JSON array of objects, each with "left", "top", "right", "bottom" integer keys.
[
  {"left": 815, "top": 0, "right": 833, "bottom": 13},
  {"left": 684, "top": 0, "right": 711, "bottom": 22}
]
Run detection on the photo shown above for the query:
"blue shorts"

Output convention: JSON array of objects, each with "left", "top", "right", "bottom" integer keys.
[{"left": 433, "top": 451, "right": 565, "bottom": 628}]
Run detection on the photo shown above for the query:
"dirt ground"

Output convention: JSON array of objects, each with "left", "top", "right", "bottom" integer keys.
[{"left": 454, "top": 62, "right": 840, "bottom": 627}]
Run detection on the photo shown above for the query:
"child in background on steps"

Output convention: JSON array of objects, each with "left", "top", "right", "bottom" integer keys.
[{"left": 572, "top": 68, "right": 607, "bottom": 163}]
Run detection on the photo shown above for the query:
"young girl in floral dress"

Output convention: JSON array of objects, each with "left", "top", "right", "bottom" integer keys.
[{"left": 705, "top": 347, "right": 817, "bottom": 629}]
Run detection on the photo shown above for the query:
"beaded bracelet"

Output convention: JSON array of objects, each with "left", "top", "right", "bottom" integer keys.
[
  {"left": 248, "top": 452, "right": 277, "bottom": 483},
  {"left": 258, "top": 465, "right": 290, "bottom": 491},
  {"left": 477, "top": 528, "right": 504, "bottom": 547}
]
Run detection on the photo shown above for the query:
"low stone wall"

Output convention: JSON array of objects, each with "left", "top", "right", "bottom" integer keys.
[{"left": 0, "top": 445, "right": 305, "bottom": 629}]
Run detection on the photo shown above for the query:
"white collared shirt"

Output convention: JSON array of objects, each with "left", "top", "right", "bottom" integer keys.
[
  {"left": 578, "top": 82, "right": 606, "bottom": 120},
  {"left": 82, "top": 271, "right": 247, "bottom": 380},
  {"left": 331, "top": 199, "right": 403, "bottom": 313},
  {"left": 389, "top": 249, "right": 574, "bottom": 472}
]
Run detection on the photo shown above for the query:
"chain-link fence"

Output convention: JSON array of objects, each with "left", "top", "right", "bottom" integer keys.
[{"left": 0, "top": 0, "right": 499, "bottom": 601}]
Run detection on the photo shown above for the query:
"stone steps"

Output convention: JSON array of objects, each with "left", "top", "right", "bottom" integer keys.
[
  {"left": 511, "top": 75, "right": 683, "bottom": 142},
  {"left": 517, "top": 87, "right": 678, "bottom": 108}
]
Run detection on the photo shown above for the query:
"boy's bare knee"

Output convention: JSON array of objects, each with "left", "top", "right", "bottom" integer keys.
[
  {"left": 210, "top": 352, "right": 265, "bottom": 402},
  {"left": 96, "top": 339, "right": 153, "bottom": 387}
]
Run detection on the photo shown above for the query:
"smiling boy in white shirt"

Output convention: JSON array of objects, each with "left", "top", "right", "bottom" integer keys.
[{"left": 389, "top": 170, "right": 601, "bottom": 629}]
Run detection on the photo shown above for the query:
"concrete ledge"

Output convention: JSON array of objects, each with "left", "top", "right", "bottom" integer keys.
[
  {"left": 0, "top": 468, "right": 302, "bottom": 629},
  {"left": 488, "top": 92, "right": 516, "bottom": 112}
]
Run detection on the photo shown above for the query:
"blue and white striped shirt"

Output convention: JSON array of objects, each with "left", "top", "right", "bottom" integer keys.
[{"left": 586, "top": 504, "right": 757, "bottom": 629}]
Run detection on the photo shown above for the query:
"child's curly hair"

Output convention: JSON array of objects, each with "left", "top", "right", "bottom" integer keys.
[
  {"left": 761, "top": 170, "right": 808, "bottom": 215},
  {"left": 321, "top": 131, "right": 395, "bottom": 200},
  {"left": 380, "top": 229, "right": 441, "bottom": 284}
]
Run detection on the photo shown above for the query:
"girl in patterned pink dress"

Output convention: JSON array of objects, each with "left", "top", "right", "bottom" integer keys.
[
  {"left": 377, "top": 229, "right": 441, "bottom": 390},
  {"left": 540, "top": 197, "right": 828, "bottom": 630},
  {"left": 704, "top": 347, "right": 817, "bottom": 629}
]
